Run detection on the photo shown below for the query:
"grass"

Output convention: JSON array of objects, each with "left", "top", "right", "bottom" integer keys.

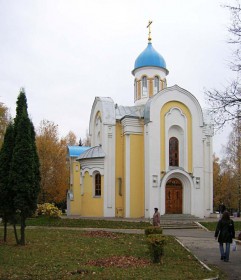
[
  {"left": 25, "top": 216, "right": 150, "bottom": 229},
  {"left": 200, "top": 221, "right": 241, "bottom": 232},
  {"left": 0, "top": 227, "right": 224, "bottom": 280}
]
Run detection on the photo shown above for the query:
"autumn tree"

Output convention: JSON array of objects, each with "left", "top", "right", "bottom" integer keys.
[
  {"left": 213, "top": 155, "right": 222, "bottom": 210},
  {"left": 36, "top": 120, "right": 68, "bottom": 205},
  {"left": 213, "top": 155, "right": 237, "bottom": 212},
  {"left": 63, "top": 130, "right": 78, "bottom": 146},
  {"left": 223, "top": 117, "right": 241, "bottom": 215},
  {"left": 0, "top": 102, "right": 10, "bottom": 148},
  {"left": 205, "top": 2, "right": 241, "bottom": 128},
  {"left": 8, "top": 89, "right": 40, "bottom": 245}
]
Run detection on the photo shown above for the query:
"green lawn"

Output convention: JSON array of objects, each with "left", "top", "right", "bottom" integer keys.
[
  {"left": 0, "top": 227, "right": 224, "bottom": 280},
  {"left": 200, "top": 221, "right": 241, "bottom": 232},
  {"left": 25, "top": 216, "right": 150, "bottom": 229}
]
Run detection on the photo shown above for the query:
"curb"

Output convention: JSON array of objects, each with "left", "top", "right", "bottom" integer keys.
[
  {"left": 195, "top": 221, "right": 210, "bottom": 231},
  {"left": 175, "top": 238, "right": 212, "bottom": 271},
  {"left": 174, "top": 237, "right": 220, "bottom": 280}
]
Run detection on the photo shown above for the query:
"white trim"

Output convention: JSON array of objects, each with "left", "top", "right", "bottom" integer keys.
[
  {"left": 144, "top": 124, "right": 150, "bottom": 218},
  {"left": 160, "top": 169, "right": 194, "bottom": 215},
  {"left": 92, "top": 171, "right": 102, "bottom": 198},
  {"left": 121, "top": 117, "right": 143, "bottom": 135},
  {"left": 125, "top": 134, "right": 131, "bottom": 217}
]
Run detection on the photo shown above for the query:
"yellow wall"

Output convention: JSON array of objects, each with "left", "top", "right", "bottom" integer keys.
[
  {"left": 115, "top": 121, "right": 124, "bottom": 217},
  {"left": 130, "top": 133, "right": 144, "bottom": 217},
  {"left": 69, "top": 161, "right": 82, "bottom": 215},
  {"left": 160, "top": 101, "right": 193, "bottom": 172},
  {"left": 81, "top": 171, "right": 104, "bottom": 217}
]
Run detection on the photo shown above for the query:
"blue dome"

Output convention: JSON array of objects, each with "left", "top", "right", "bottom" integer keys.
[{"left": 133, "top": 43, "right": 167, "bottom": 73}]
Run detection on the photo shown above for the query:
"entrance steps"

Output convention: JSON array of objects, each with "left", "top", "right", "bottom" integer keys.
[{"left": 160, "top": 214, "right": 201, "bottom": 229}]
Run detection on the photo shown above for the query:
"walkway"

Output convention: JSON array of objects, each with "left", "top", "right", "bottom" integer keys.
[{"left": 163, "top": 227, "right": 241, "bottom": 280}]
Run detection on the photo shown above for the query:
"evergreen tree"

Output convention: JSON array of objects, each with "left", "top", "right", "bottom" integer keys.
[
  {"left": 8, "top": 89, "right": 40, "bottom": 245},
  {"left": 0, "top": 122, "right": 15, "bottom": 242}
]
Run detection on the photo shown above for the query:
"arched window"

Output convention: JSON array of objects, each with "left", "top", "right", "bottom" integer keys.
[
  {"left": 95, "top": 173, "right": 101, "bottom": 196},
  {"left": 169, "top": 137, "right": 179, "bottom": 166},
  {"left": 142, "top": 76, "right": 148, "bottom": 97},
  {"left": 154, "top": 76, "right": 159, "bottom": 94}
]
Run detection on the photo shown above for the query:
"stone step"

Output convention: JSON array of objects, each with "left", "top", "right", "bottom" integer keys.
[
  {"left": 158, "top": 214, "right": 202, "bottom": 229},
  {"left": 160, "top": 222, "right": 201, "bottom": 229},
  {"left": 160, "top": 214, "right": 199, "bottom": 221}
]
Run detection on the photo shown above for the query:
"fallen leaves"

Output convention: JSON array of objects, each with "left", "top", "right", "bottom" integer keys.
[
  {"left": 85, "top": 256, "right": 150, "bottom": 268},
  {"left": 82, "top": 230, "right": 118, "bottom": 239}
]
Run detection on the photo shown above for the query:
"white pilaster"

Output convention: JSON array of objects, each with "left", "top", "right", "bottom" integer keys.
[{"left": 125, "top": 134, "right": 130, "bottom": 217}]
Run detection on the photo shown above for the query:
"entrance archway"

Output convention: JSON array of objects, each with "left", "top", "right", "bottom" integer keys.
[{"left": 165, "top": 178, "right": 183, "bottom": 214}]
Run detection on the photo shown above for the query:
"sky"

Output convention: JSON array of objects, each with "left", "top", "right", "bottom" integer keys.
[{"left": 0, "top": 0, "right": 237, "bottom": 156}]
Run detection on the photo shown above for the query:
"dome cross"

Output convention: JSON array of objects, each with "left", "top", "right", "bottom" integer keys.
[{"left": 147, "top": 20, "right": 153, "bottom": 42}]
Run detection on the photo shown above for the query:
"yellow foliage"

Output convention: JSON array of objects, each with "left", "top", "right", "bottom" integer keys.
[{"left": 36, "top": 203, "right": 62, "bottom": 218}]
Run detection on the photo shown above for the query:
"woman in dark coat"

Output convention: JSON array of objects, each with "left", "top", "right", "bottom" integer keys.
[{"left": 215, "top": 211, "right": 235, "bottom": 262}]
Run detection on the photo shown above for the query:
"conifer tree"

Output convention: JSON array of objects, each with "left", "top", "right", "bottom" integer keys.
[
  {"left": 0, "top": 122, "right": 15, "bottom": 242},
  {"left": 8, "top": 89, "right": 40, "bottom": 245}
]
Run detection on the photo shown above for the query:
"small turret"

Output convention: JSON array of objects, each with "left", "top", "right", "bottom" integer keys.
[{"left": 132, "top": 21, "right": 168, "bottom": 106}]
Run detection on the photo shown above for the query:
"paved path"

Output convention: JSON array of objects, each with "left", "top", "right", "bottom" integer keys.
[{"left": 163, "top": 228, "right": 241, "bottom": 280}]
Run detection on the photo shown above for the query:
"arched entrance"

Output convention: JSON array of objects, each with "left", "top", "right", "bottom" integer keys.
[{"left": 165, "top": 178, "right": 183, "bottom": 214}]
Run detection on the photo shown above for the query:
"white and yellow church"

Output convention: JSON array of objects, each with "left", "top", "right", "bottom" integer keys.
[{"left": 67, "top": 25, "right": 214, "bottom": 219}]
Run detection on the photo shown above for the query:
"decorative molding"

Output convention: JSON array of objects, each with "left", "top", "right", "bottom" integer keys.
[{"left": 121, "top": 117, "right": 143, "bottom": 135}]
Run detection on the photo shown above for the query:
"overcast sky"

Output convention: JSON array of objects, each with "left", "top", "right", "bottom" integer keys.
[{"left": 0, "top": 0, "right": 237, "bottom": 155}]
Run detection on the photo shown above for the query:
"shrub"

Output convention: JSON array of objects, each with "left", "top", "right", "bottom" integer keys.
[
  {"left": 36, "top": 203, "right": 62, "bottom": 218},
  {"left": 145, "top": 226, "right": 163, "bottom": 236},
  {"left": 146, "top": 234, "right": 166, "bottom": 263}
]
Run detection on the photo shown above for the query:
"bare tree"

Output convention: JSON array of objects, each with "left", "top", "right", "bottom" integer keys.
[
  {"left": 205, "top": 2, "right": 241, "bottom": 128},
  {"left": 83, "top": 129, "right": 91, "bottom": 146}
]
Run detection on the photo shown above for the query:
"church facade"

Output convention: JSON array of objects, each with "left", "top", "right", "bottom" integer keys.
[{"left": 67, "top": 32, "right": 214, "bottom": 219}]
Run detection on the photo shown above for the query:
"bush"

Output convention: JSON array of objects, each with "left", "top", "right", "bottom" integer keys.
[
  {"left": 36, "top": 203, "right": 62, "bottom": 218},
  {"left": 145, "top": 226, "right": 163, "bottom": 236},
  {"left": 146, "top": 234, "right": 166, "bottom": 263}
]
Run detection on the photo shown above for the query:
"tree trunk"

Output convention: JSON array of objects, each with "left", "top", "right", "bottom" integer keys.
[
  {"left": 20, "top": 214, "right": 26, "bottom": 245},
  {"left": 13, "top": 223, "right": 20, "bottom": 245},
  {"left": 3, "top": 217, "right": 7, "bottom": 242}
]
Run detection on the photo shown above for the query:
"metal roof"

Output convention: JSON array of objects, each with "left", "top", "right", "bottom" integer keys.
[
  {"left": 132, "top": 42, "right": 168, "bottom": 74},
  {"left": 67, "top": 146, "right": 90, "bottom": 157},
  {"left": 115, "top": 105, "right": 145, "bottom": 120},
  {"left": 77, "top": 145, "right": 105, "bottom": 160}
]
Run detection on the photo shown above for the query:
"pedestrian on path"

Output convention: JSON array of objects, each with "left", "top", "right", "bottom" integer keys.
[
  {"left": 219, "top": 202, "right": 226, "bottom": 218},
  {"left": 214, "top": 211, "right": 235, "bottom": 262},
  {"left": 153, "top": 208, "right": 161, "bottom": 227}
]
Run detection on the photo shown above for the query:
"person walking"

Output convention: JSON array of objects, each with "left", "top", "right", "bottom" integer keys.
[
  {"left": 153, "top": 208, "right": 161, "bottom": 227},
  {"left": 219, "top": 202, "right": 226, "bottom": 218},
  {"left": 215, "top": 211, "right": 235, "bottom": 262}
]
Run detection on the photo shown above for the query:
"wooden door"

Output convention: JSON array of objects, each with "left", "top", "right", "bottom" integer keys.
[{"left": 165, "top": 178, "right": 182, "bottom": 214}]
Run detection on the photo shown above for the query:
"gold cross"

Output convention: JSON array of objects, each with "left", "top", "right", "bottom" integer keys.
[{"left": 147, "top": 20, "right": 153, "bottom": 42}]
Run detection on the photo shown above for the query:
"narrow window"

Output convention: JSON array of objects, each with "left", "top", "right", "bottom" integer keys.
[
  {"left": 134, "top": 80, "right": 137, "bottom": 100},
  {"left": 169, "top": 137, "right": 179, "bottom": 166},
  {"left": 142, "top": 76, "right": 148, "bottom": 97},
  {"left": 95, "top": 173, "right": 101, "bottom": 196},
  {"left": 154, "top": 76, "right": 159, "bottom": 94}
]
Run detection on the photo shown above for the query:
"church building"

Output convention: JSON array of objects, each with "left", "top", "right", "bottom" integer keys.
[{"left": 67, "top": 25, "right": 214, "bottom": 219}]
